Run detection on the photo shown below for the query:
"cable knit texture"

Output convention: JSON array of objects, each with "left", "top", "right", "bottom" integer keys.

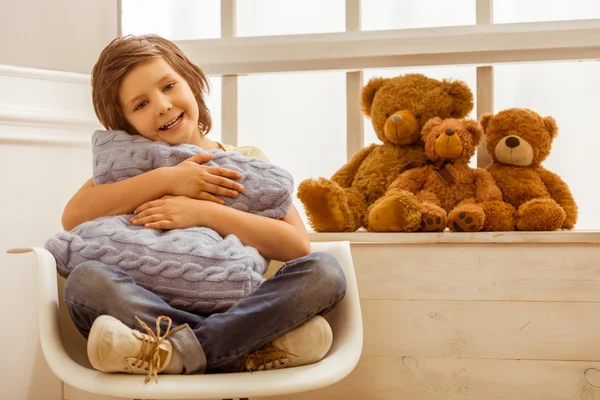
[
  {"left": 45, "top": 130, "right": 295, "bottom": 314},
  {"left": 93, "top": 130, "right": 294, "bottom": 218}
]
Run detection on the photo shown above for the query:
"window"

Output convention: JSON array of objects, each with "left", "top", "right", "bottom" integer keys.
[
  {"left": 121, "top": 0, "right": 599, "bottom": 229},
  {"left": 494, "top": 0, "right": 600, "bottom": 23},
  {"left": 121, "top": 0, "right": 220, "bottom": 39},
  {"left": 361, "top": 0, "right": 475, "bottom": 31},
  {"left": 237, "top": 0, "right": 345, "bottom": 37}
]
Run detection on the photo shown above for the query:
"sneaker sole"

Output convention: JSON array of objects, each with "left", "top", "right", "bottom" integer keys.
[
  {"left": 312, "top": 315, "right": 333, "bottom": 361},
  {"left": 87, "top": 315, "right": 114, "bottom": 372}
]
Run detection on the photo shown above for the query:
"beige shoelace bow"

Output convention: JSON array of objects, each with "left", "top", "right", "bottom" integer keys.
[{"left": 133, "top": 315, "right": 187, "bottom": 383}]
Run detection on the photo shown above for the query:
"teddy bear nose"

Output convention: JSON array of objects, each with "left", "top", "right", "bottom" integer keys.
[
  {"left": 505, "top": 136, "right": 520, "bottom": 148},
  {"left": 445, "top": 129, "right": 455, "bottom": 136},
  {"left": 392, "top": 115, "right": 403, "bottom": 124}
]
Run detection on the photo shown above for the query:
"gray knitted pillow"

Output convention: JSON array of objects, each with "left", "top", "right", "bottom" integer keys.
[
  {"left": 45, "top": 130, "right": 295, "bottom": 314},
  {"left": 92, "top": 130, "right": 294, "bottom": 218},
  {"left": 46, "top": 215, "right": 267, "bottom": 314}
]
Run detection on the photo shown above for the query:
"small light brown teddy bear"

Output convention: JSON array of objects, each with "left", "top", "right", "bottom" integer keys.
[
  {"left": 368, "top": 117, "right": 515, "bottom": 232},
  {"left": 297, "top": 73, "right": 474, "bottom": 232},
  {"left": 480, "top": 108, "right": 578, "bottom": 231}
]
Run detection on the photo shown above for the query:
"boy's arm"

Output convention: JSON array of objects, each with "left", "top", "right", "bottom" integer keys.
[
  {"left": 62, "top": 153, "right": 244, "bottom": 231},
  {"left": 215, "top": 147, "right": 310, "bottom": 260},
  {"left": 61, "top": 169, "right": 171, "bottom": 231},
  {"left": 203, "top": 203, "right": 311, "bottom": 262},
  {"left": 132, "top": 196, "right": 311, "bottom": 262}
]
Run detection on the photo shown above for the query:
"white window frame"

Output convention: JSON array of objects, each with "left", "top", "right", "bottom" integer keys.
[{"left": 122, "top": 0, "right": 600, "bottom": 167}]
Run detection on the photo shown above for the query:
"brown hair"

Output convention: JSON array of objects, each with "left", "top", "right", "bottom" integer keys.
[{"left": 91, "top": 34, "right": 212, "bottom": 136}]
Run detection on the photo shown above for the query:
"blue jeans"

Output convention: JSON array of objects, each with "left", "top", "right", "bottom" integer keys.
[{"left": 63, "top": 252, "right": 346, "bottom": 374}]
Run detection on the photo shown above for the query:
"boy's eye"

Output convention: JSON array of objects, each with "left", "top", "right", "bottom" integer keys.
[
  {"left": 135, "top": 100, "right": 148, "bottom": 111},
  {"left": 164, "top": 82, "right": 175, "bottom": 91}
]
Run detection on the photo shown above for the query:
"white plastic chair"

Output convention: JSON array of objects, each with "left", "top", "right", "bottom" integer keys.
[{"left": 8, "top": 241, "right": 363, "bottom": 400}]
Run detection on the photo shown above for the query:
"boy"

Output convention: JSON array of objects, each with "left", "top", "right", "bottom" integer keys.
[{"left": 61, "top": 34, "right": 346, "bottom": 383}]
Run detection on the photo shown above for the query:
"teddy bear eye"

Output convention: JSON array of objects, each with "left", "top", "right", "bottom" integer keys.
[
  {"left": 415, "top": 113, "right": 422, "bottom": 119},
  {"left": 386, "top": 112, "right": 391, "bottom": 118}
]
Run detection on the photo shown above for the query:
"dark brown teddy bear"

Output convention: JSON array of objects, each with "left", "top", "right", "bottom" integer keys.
[
  {"left": 480, "top": 108, "right": 577, "bottom": 231},
  {"left": 368, "top": 117, "right": 515, "bottom": 232},
  {"left": 297, "top": 73, "right": 474, "bottom": 232}
]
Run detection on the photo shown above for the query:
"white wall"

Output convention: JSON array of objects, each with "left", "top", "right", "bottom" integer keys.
[
  {"left": 0, "top": 0, "right": 118, "bottom": 73},
  {"left": 0, "top": 2, "right": 117, "bottom": 398},
  {"left": 0, "top": 66, "right": 101, "bottom": 400}
]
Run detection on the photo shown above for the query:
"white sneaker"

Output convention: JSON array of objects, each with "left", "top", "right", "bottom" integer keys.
[
  {"left": 245, "top": 315, "right": 333, "bottom": 371},
  {"left": 87, "top": 315, "right": 186, "bottom": 383}
]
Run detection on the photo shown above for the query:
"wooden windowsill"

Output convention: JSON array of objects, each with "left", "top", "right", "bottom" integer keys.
[{"left": 308, "top": 230, "right": 600, "bottom": 244}]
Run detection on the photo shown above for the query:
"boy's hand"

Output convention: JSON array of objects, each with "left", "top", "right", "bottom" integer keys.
[
  {"left": 166, "top": 153, "right": 245, "bottom": 203},
  {"left": 130, "top": 195, "right": 217, "bottom": 229}
]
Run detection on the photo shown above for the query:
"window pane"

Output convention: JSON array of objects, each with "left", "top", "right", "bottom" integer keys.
[
  {"left": 236, "top": 0, "right": 345, "bottom": 37},
  {"left": 205, "top": 76, "right": 222, "bottom": 144},
  {"left": 363, "top": 67, "right": 477, "bottom": 168},
  {"left": 494, "top": 61, "right": 600, "bottom": 229},
  {"left": 167, "top": 0, "right": 220, "bottom": 40},
  {"left": 494, "top": 0, "right": 600, "bottom": 23},
  {"left": 121, "top": 0, "right": 173, "bottom": 37},
  {"left": 121, "top": 0, "right": 220, "bottom": 39},
  {"left": 361, "top": 0, "right": 475, "bottom": 31},
  {"left": 237, "top": 72, "right": 346, "bottom": 226}
]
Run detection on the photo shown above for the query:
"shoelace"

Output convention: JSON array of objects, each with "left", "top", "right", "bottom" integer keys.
[
  {"left": 132, "top": 315, "right": 188, "bottom": 383},
  {"left": 244, "top": 342, "right": 297, "bottom": 372}
]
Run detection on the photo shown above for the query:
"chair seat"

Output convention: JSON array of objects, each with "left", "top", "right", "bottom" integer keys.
[{"left": 8, "top": 241, "right": 362, "bottom": 399}]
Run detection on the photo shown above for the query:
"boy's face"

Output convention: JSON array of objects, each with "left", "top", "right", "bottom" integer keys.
[{"left": 119, "top": 57, "right": 201, "bottom": 145}]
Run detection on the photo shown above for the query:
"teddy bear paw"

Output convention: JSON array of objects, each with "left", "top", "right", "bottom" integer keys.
[
  {"left": 450, "top": 210, "right": 483, "bottom": 232},
  {"left": 420, "top": 213, "right": 446, "bottom": 232},
  {"left": 368, "top": 192, "right": 421, "bottom": 232},
  {"left": 297, "top": 178, "right": 348, "bottom": 232},
  {"left": 516, "top": 198, "right": 566, "bottom": 231}
]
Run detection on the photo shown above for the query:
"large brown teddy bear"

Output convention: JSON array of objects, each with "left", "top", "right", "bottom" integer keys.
[
  {"left": 480, "top": 108, "right": 578, "bottom": 231},
  {"left": 368, "top": 117, "right": 515, "bottom": 232},
  {"left": 297, "top": 73, "right": 474, "bottom": 232}
]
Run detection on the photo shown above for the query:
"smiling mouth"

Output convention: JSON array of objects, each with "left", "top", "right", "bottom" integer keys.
[{"left": 159, "top": 112, "right": 184, "bottom": 131}]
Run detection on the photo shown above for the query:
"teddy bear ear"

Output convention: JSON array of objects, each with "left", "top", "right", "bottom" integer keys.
[
  {"left": 421, "top": 117, "right": 443, "bottom": 139},
  {"left": 444, "top": 80, "right": 474, "bottom": 118},
  {"left": 543, "top": 116, "right": 558, "bottom": 138},
  {"left": 479, "top": 113, "right": 493, "bottom": 131},
  {"left": 360, "top": 77, "right": 387, "bottom": 117},
  {"left": 464, "top": 119, "right": 483, "bottom": 146}
]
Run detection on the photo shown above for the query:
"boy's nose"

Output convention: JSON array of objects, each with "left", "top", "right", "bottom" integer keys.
[
  {"left": 155, "top": 92, "right": 173, "bottom": 115},
  {"left": 158, "top": 101, "right": 172, "bottom": 115}
]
